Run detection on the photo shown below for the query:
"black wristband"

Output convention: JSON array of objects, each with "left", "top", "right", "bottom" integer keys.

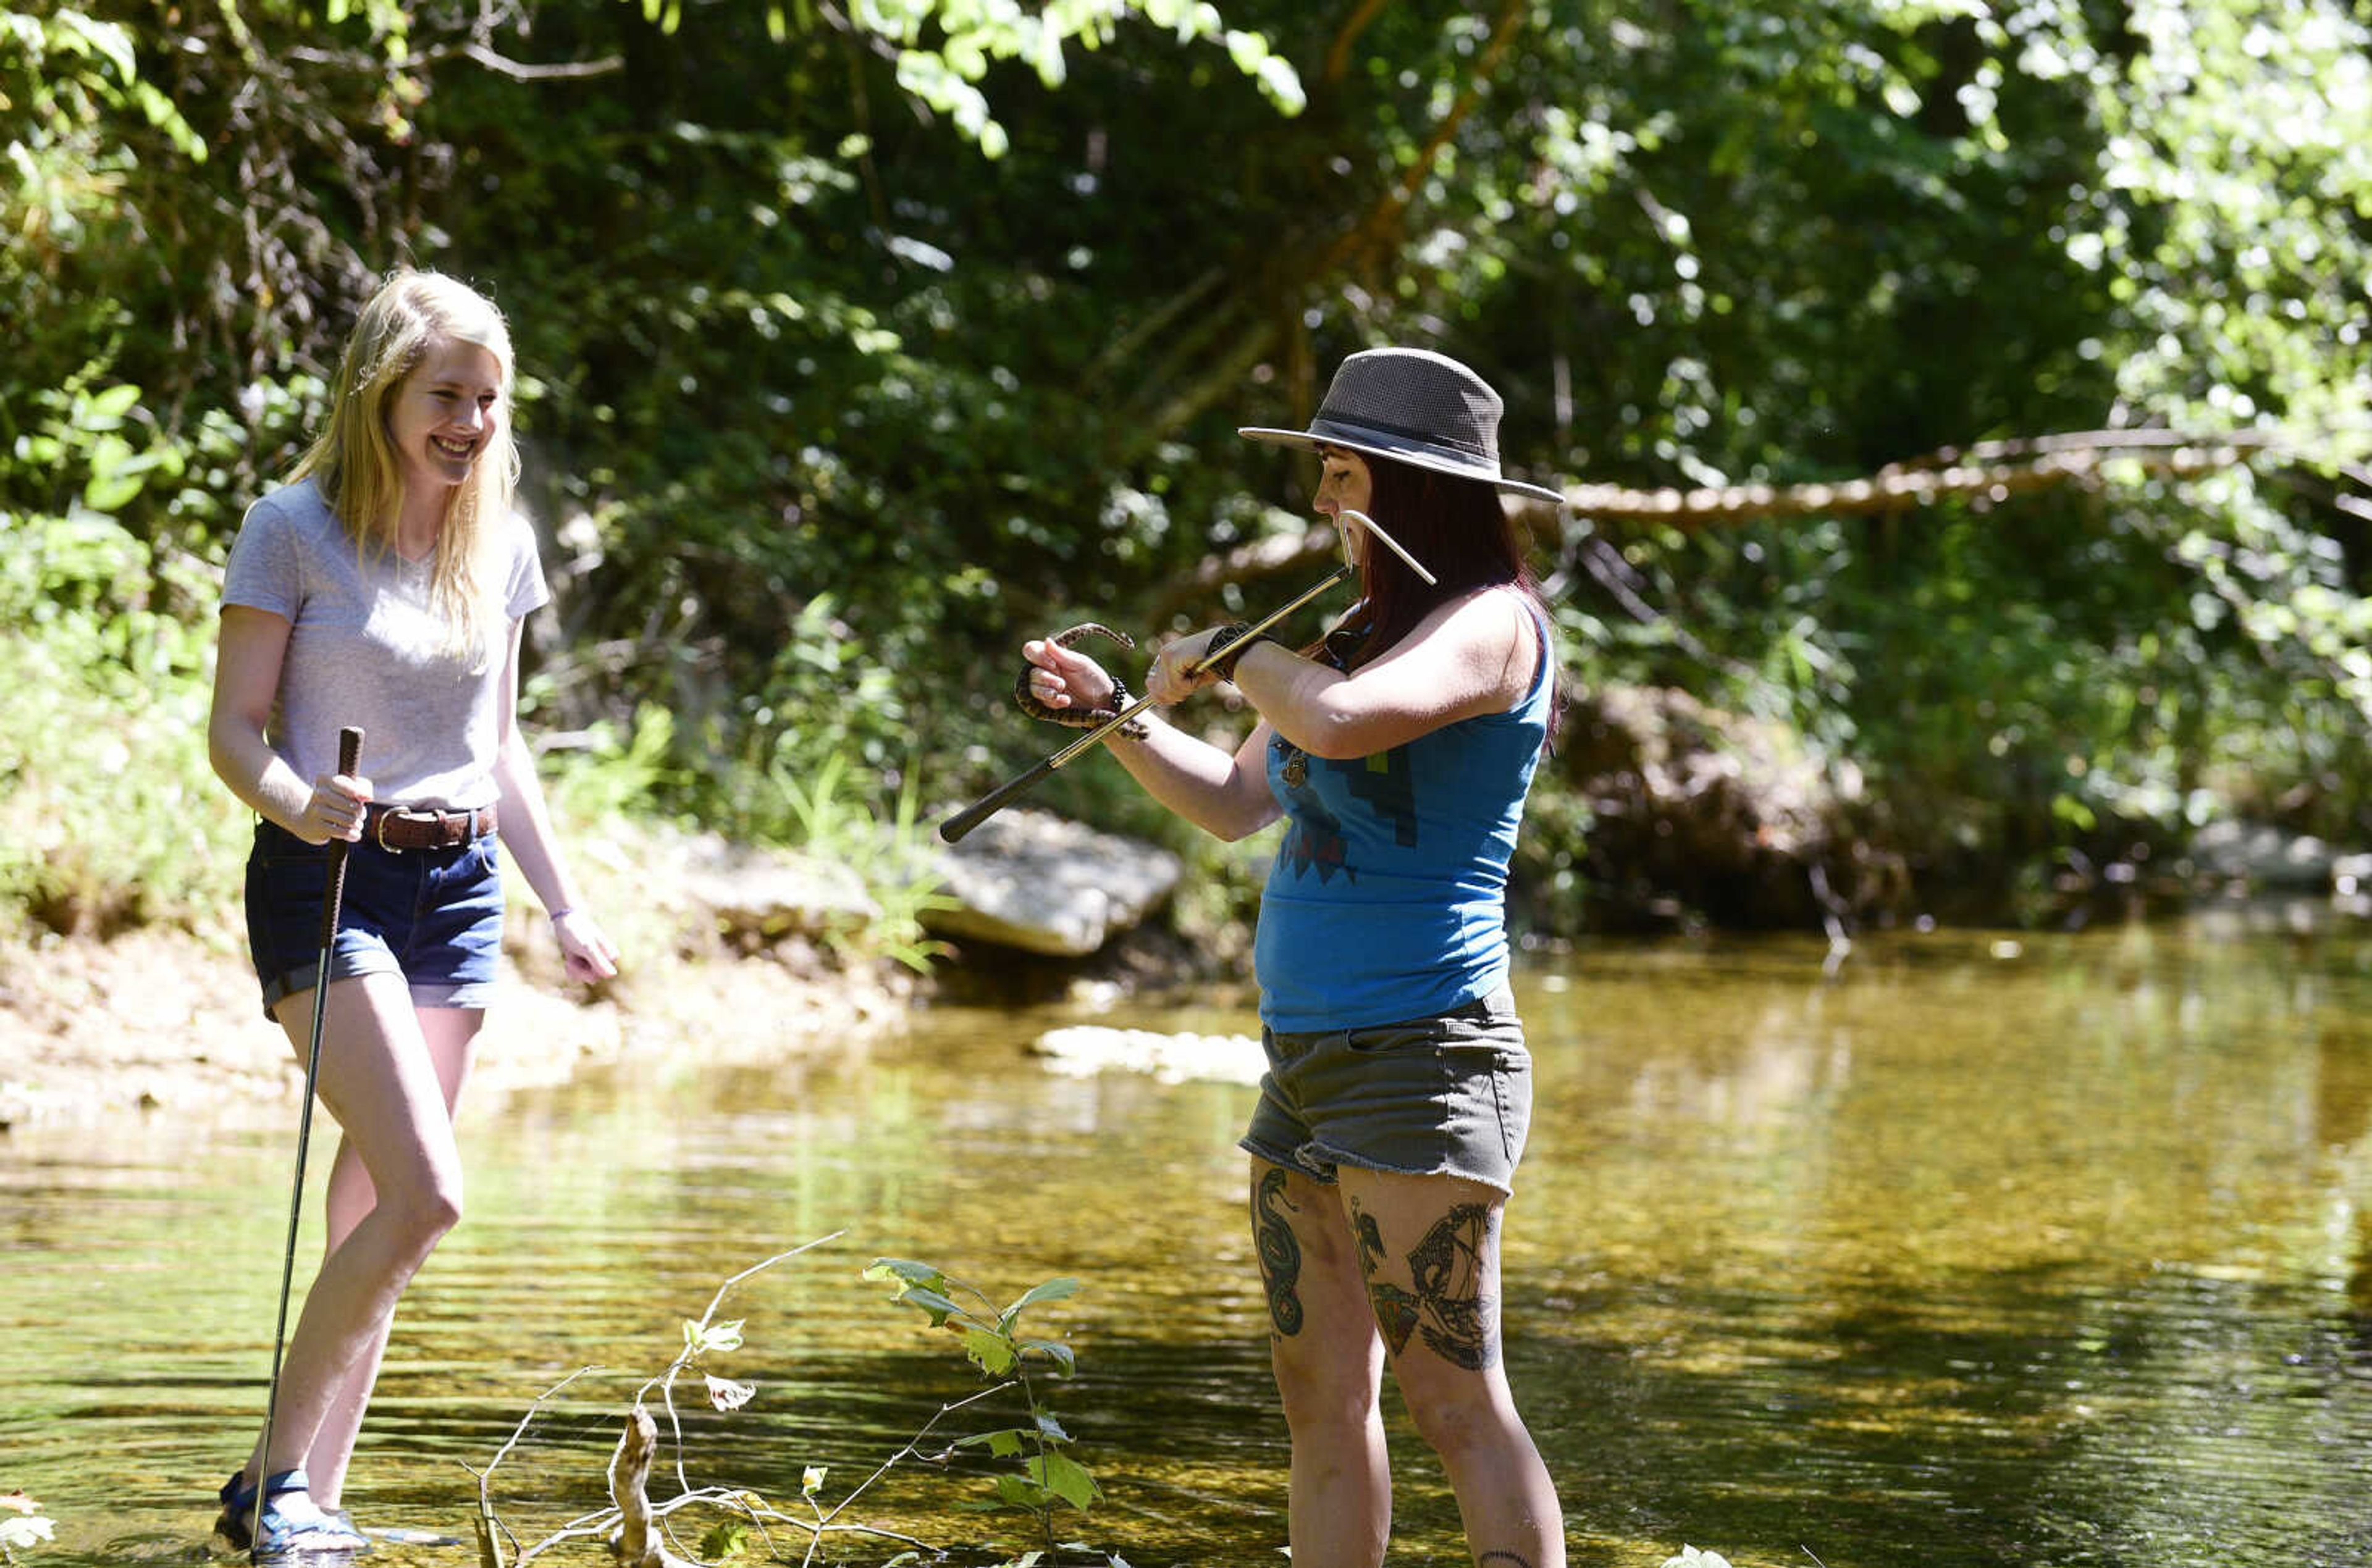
[{"left": 1207, "top": 622, "right": 1271, "bottom": 682}]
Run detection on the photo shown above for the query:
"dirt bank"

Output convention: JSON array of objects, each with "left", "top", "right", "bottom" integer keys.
[{"left": 0, "top": 915, "right": 912, "bottom": 1134}]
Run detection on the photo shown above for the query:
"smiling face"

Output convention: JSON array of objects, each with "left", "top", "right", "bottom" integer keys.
[
  {"left": 1315, "top": 445, "right": 1376, "bottom": 568},
  {"left": 385, "top": 335, "right": 505, "bottom": 500}
]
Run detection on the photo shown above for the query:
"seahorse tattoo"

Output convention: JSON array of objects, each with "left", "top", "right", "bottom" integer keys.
[
  {"left": 1251, "top": 1168, "right": 1305, "bottom": 1338},
  {"left": 1351, "top": 1199, "right": 1501, "bottom": 1371}
]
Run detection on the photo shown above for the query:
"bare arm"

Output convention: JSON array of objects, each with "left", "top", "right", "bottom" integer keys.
[
  {"left": 1020, "top": 634, "right": 1282, "bottom": 841},
  {"left": 208, "top": 604, "right": 368, "bottom": 843},
  {"left": 489, "top": 621, "right": 620, "bottom": 982},
  {"left": 1156, "top": 588, "right": 1542, "bottom": 761}
]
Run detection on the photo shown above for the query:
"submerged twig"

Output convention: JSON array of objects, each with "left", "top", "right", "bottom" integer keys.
[{"left": 467, "top": 1364, "right": 601, "bottom": 1568}]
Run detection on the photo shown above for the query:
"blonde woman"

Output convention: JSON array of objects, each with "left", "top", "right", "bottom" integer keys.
[
  {"left": 208, "top": 269, "right": 618, "bottom": 1553},
  {"left": 1022, "top": 348, "right": 1568, "bottom": 1567}
]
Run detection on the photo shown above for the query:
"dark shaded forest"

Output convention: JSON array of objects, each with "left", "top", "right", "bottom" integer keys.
[{"left": 4, "top": 0, "right": 2368, "bottom": 949}]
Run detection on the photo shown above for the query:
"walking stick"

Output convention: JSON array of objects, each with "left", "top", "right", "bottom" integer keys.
[
  {"left": 254, "top": 724, "right": 363, "bottom": 1555},
  {"left": 937, "top": 510, "right": 1434, "bottom": 845}
]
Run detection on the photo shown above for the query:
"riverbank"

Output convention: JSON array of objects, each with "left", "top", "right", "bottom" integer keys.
[{"left": 0, "top": 915, "right": 913, "bottom": 1133}]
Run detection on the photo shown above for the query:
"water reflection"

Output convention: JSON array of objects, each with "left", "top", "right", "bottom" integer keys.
[{"left": 4, "top": 914, "right": 2371, "bottom": 1566}]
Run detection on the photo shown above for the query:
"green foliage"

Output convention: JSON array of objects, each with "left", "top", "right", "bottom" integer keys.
[
  {"left": 4, "top": 0, "right": 2370, "bottom": 940},
  {"left": 0, "top": 505, "right": 242, "bottom": 938},
  {"left": 479, "top": 1241, "right": 1120, "bottom": 1567},
  {"left": 865, "top": 1259, "right": 1103, "bottom": 1542}
]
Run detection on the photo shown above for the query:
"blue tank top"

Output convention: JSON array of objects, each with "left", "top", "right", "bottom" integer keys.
[{"left": 1253, "top": 594, "right": 1553, "bottom": 1031}]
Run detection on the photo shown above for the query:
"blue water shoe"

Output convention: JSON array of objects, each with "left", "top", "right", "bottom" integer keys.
[{"left": 213, "top": 1468, "right": 369, "bottom": 1556}]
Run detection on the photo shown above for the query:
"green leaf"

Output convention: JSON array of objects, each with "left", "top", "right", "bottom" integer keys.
[
  {"left": 964, "top": 1327, "right": 1018, "bottom": 1375},
  {"left": 865, "top": 1258, "right": 946, "bottom": 1289},
  {"left": 957, "top": 1427, "right": 1025, "bottom": 1457},
  {"left": 1026, "top": 1451, "right": 1100, "bottom": 1510},
  {"left": 897, "top": 1285, "right": 964, "bottom": 1325},
  {"left": 1020, "top": 1339, "right": 1075, "bottom": 1375},
  {"left": 79, "top": 384, "right": 140, "bottom": 426},
  {"left": 991, "top": 1473, "right": 1054, "bottom": 1509},
  {"left": 1004, "top": 1277, "right": 1080, "bottom": 1314},
  {"left": 698, "top": 1519, "right": 752, "bottom": 1559}
]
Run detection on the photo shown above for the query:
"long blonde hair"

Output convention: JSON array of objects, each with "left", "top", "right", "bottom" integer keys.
[{"left": 292, "top": 269, "right": 520, "bottom": 666}]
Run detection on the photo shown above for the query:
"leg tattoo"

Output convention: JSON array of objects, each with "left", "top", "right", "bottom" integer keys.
[
  {"left": 1410, "top": 1202, "right": 1499, "bottom": 1370},
  {"left": 1479, "top": 1554, "right": 1537, "bottom": 1568},
  {"left": 1251, "top": 1168, "right": 1305, "bottom": 1338},
  {"left": 1352, "top": 1198, "right": 1501, "bottom": 1371},
  {"left": 1350, "top": 1196, "right": 1421, "bottom": 1356}
]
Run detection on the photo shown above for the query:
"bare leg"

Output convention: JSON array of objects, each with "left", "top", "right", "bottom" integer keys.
[
  {"left": 305, "top": 1005, "right": 484, "bottom": 1509},
  {"left": 238, "top": 975, "right": 469, "bottom": 1492},
  {"left": 1251, "top": 1159, "right": 1391, "bottom": 1568},
  {"left": 1333, "top": 1167, "right": 1564, "bottom": 1568}
]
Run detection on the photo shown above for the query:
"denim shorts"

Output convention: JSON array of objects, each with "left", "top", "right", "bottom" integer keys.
[
  {"left": 1240, "top": 987, "right": 1534, "bottom": 1195},
  {"left": 243, "top": 818, "right": 505, "bottom": 1018}
]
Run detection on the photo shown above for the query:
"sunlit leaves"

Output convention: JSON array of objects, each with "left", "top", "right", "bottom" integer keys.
[{"left": 704, "top": 1374, "right": 758, "bottom": 1411}]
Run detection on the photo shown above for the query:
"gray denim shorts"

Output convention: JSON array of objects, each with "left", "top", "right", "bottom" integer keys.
[{"left": 1239, "top": 987, "right": 1534, "bottom": 1196}]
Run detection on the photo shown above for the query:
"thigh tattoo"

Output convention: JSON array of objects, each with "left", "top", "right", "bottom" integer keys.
[
  {"left": 1251, "top": 1167, "right": 1305, "bottom": 1338},
  {"left": 1350, "top": 1197, "right": 1500, "bottom": 1372},
  {"left": 1351, "top": 1197, "right": 1422, "bottom": 1357}
]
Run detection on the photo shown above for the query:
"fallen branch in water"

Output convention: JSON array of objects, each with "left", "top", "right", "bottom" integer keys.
[
  {"left": 468, "top": 1238, "right": 1109, "bottom": 1566},
  {"left": 608, "top": 1409, "right": 696, "bottom": 1568}
]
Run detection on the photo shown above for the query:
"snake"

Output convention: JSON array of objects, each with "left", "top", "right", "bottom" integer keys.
[{"left": 1014, "top": 623, "right": 1149, "bottom": 739}]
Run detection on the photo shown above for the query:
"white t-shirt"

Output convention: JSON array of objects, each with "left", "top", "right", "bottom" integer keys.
[{"left": 222, "top": 477, "right": 551, "bottom": 808}]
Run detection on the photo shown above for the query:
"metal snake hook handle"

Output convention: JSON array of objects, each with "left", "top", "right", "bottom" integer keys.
[{"left": 253, "top": 723, "right": 363, "bottom": 1554}]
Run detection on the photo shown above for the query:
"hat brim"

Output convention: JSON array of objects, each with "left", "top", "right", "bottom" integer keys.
[{"left": 1239, "top": 424, "right": 1567, "bottom": 506}]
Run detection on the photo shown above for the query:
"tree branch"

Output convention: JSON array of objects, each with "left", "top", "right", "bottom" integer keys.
[{"left": 1323, "top": 0, "right": 1392, "bottom": 88}]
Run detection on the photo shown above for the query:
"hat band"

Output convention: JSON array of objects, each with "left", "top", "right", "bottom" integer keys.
[{"left": 1308, "top": 414, "right": 1499, "bottom": 471}]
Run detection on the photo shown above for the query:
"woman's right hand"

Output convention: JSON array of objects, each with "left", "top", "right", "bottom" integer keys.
[{"left": 298, "top": 770, "right": 373, "bottom": 845}]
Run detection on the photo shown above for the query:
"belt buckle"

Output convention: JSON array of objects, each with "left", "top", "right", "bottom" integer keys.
[{"left": 373, "top": 807, "right": 401, "bottom": 852}]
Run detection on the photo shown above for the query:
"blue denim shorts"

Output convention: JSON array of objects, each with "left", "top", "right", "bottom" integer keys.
[
  {"left": 243, "top": 818, "right": 505, "bottom": 1018},
  {"left": 1240, "top": 988, "right": 1534, "bottom": 1195}
]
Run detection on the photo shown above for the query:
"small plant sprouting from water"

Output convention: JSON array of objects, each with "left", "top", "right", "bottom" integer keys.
[
  {"left": 0, "top": 1493, "right": 54, "bottom": 1565},
  {"left": 469, "top": 1238, "right": 1123, "bottom": 1568},
  {"left": 862, "top": 1258, "right": 1104, "bottom": 1558}
]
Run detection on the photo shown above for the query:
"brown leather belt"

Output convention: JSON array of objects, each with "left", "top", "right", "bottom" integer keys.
[{"left": 367, "top": 802, "right": 497, "bottom": 852}]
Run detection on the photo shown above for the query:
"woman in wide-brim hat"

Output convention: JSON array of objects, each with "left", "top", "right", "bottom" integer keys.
[{"left": 1022, "top": 345, "right": 1569, "bottom": 1567}]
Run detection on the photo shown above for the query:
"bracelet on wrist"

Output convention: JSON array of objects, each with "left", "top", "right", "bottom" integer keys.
[
  {"left": 549, "top": 906, "right": 576, "bottom": 921},
  {"left": 1207, "top": 623, "right": 1272, "bottom": 683}
]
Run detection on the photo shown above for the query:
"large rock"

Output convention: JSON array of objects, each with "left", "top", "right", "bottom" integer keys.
[
  {"left": 928, "top": 808, "right": 1181, "bottom": 956},
  {"left": 675, "top": 831, "right": 881, "bottom": 942}
]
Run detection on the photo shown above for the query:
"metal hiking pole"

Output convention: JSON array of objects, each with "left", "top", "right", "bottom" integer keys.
[{"left": 253, "top": 724, "right": 363, "bottom": 1555}]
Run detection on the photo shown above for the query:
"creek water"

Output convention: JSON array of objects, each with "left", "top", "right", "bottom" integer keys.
[{"left": 5, "top": 910, "right": 2372, "bottom": 1567}]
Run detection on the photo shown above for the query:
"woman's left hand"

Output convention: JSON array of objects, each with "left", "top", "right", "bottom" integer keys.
[{"left": 552, "top": 907, "right": 620, "bottom": 984}]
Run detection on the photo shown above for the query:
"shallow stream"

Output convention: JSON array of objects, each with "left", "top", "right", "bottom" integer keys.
[{"left": 5, "top": 910, "right": 2371, "bottom": 1566}]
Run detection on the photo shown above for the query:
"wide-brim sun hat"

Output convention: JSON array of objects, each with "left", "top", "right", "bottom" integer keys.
[{"left": 1238, "top": 346, "right": 1565, "bottom": 505}]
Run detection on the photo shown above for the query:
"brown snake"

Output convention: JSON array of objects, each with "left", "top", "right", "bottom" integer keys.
[{"left": 1014, "top": 623, "right": 1149, "bottom": 739}]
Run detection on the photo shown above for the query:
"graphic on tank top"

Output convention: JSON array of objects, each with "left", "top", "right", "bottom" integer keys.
[{"left": 1274, "top": 735, "right": 1419, "bottom": 882}]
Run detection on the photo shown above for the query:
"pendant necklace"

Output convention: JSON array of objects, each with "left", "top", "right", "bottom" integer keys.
[{"left": 1277, "top": 603, "right": 1373, "bottom": 792}]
